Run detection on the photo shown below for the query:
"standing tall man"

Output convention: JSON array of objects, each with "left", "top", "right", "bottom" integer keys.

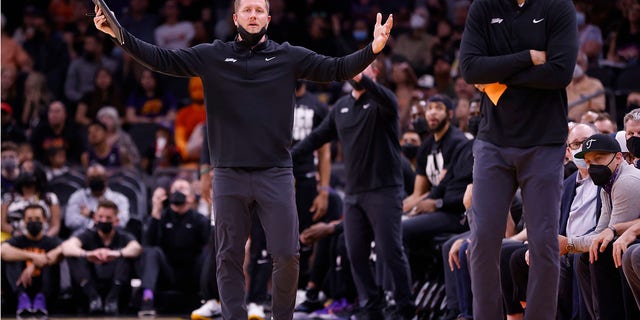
[
  {"left": 93, "top": 1, "right": 393, "bottom": 319},
  {"left": 459, "top": 0, "right": 578, "bottom": 319},
  {"left": 292, "top": 62, "right": 414, "bottom": 319}
]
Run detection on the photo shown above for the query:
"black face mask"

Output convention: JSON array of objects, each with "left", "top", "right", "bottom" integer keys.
[
  {"left": 588, "top": 155, "right": 616, "bottom": 187},
  {"left": 169, "top": 191, "right": 187, "bottom": 206},
  {"left": 96, "top": 221, "right": 113, "bottom": 234},
  {"left": 237, "top": 25, "right": 267, "bottom": 47},
  {"left": 349, "top": 79, "right": 365, "bottom": 91},
  {"left": 412, "top": 117, "right": 428, "bottom": 136},
  {"left": 88, "top": 178, "right": 106, "bottom": 193},
  {"left": 401, "top": 144, "right": 419, "bottom": 160},
  {"left": 468, "top": 116, "right": 481, "bottom": 136},
  {"left": 26, "top": 221, "right": 43, "bottom": 236},
  {"left": 83, "top": 51, "right": 98, "bottom": 62},
  {"left": 627, "top": 136, "right": 640, "bottom": 158}
]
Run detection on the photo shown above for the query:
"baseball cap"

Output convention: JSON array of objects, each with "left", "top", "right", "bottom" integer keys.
[
  {"left": 427, "top": 95, "right": 454, "bottom": 110},
  {"left": 574, "top": 133, "right": 621, "bottom": 159}
]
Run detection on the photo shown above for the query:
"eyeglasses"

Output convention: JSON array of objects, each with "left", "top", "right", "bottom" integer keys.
[{"left": 568, "top": 139, "right": 586, "bottom": 150}]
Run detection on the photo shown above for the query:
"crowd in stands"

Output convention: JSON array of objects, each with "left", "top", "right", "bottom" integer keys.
[{"left": 1, "top": 0, "right": 640, "bottom": 319}]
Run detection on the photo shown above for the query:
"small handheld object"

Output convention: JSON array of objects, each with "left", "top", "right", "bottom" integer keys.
[{"left": 92, "top": 0, "right": 124, "bottom": 45}]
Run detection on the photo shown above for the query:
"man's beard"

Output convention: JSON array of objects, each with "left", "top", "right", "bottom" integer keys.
[{"left": 429, "top": 116, "right": 449, "bottom": 134}]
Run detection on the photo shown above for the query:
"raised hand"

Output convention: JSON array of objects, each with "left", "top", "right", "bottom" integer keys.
[
  {"left": 372, "top": 13, "right": 393, "bottom": 54},
  {"left": 93, "top": 5, "right": 116, "bottom": 38}
]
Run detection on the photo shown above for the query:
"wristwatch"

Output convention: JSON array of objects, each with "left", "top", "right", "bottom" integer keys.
[
  {"left": 435, "top": 199, "right": 444, "bottom": 209},
  {"left": 566, "top": 242, "right": 576, "bottom": 254}
]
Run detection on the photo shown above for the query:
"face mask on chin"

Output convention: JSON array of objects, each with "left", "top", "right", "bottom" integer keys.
[{"left": 237, "top": 25, "right": 267, "bottom": 47}]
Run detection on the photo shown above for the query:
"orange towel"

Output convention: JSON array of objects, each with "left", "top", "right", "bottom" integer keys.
[{"left": 484, "top": 82, "right": 508, "bottom": 106}]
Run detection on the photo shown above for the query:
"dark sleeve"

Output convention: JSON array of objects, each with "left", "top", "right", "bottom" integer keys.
[
  {"left": 291, "top": 107, "right": 338, "bottom": 159},
  {"left": 459, "top": 1, "right": 533, "bottom": 84},
  {"left": 75, "top": 230, "right": 94, "bottom": 250},
  {"left": 293, "top": 43, "right": 377, "bottom": 82},
  {"left": 5, "top": 236, "right": 26, "bottom": 248},
  {"left": 144, "top": 216, "right": 162, "bottom": 246},
  {"left": 359, "top": 75, "right": 398, "bottom": 119},
  {"left": 196, "top": 214, "right": 211, "bottom": 246},
  {"left": 117, "top": 230, "right": 137, "bottom": 248},
  {"left": 119, "top": 30, "right": 205, "bottom": 77},
  {"left": 503, "top": 0, "right": 578, "bottom": 89},
  {"left": 43, "top": 236, "right": 62, "bottom": 251},
  {"left": 401, "top": 157, "right": 416, "bottom": 197},
  {"left": 200, "top": 126, "right": 210, "bottom": 165}
]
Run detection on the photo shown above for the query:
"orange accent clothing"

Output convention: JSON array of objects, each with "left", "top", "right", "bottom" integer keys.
[{"left": 175, "top": 104, "right": 206, "bottom": 159}]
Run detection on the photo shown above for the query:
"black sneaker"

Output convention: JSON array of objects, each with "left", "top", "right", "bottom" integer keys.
[
  {"left": 138, "top": 299, "right": 156, "bottom": 318},
  {"left": 89, "top": 296, "right": 103, "bottom": 314},
  {"left": 295, "top": 298, "right": 325, "bottom": 314}
]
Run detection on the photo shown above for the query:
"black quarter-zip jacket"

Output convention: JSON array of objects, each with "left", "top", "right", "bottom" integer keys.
[
  {"left": 292, "top": 76, "right": 403, "bottom": 194},
  {"left": 119, "top": 31, "right": 377, "bottom": 168},
  {"left": 459, "top": 0, "right": 578, "bottom": 147}
]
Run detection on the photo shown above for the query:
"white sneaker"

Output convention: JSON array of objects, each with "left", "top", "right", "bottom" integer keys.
[
  {"left": 191, "top": 299, "right": 222, "bottom": 320},
  {"left": 295, "top": 289, "right": 307, "bottom": 308},
  {"left": 247, "top": 302, "right": 265, "bottom": 320}
]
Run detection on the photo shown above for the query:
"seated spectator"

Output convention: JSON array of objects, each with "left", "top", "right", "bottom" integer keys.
[
  {"left": 29, "top": 101, "right": 87, "bottom": 166},
  {"left": 390, "top": 61, "right": 418, "bottom": 131},
  {"left": 174, "top": 77, "right": 206, "bottom": 161},
  {"left": 593, "top": 113, "right": 617, "bottom": 135},
  {"left": 154, "top": 0, "right": 195, "bottom": 49},
  {"left": 1, "top": 204, "right": 63, "bottom": 319},
  {"left": 606, "top": 2, "right": 640, "bottom": 65},
  {"left": 616, "top": 221, "right": 640, "bottom": 309},
  {"left": 125, "top": 69, "right": 177, "bottom": 127},
  {"left": 141, "top": 125, "right": 181, "bottom": 174},
  {"left": 44, "top": 147, "right": 70, "bottom": 181},
  {"left": 392, "top": 7, "right": 437, "bottom": 74},
  {"left": 75, "top": 67, "right": 124, "bottom": 127},
  {"left": 64, "top": 34, "right": 118, "bottom": 104},
  {"left": 623, "top": 108, "right": 640, "bottom": 168},
  {"left": 21, "top": 71, "right": 53, "bottom": 131},
  {"left": 567, "top": 51, "right": 605, "bottom": 122},
  {"left": 295, "top": 193, "right": 356, "bottom": 318},
  {"left": 0, "top": 13, "right": 33, "bottom": 72},
  {"left": 65, "top": 164, "right": 130, "bottom": 233},
  {"left": 1, "top": 102, "right": 27, "bottom": 144},
  {"left": 137, "top": 179, "right": 210, "bottom": 316},
  {"left": 575, "top": 3, "right": 603, "bottom": 65},
  {"left": 1, "top": 165, "right": 62, "bottom": 238},
  {"left": 82, "top": 121, "right": 129, "bottom": 169},
  {"left": 62, "top": 200, "right": 142, "bottom": 315},
  {"left": 96, "top": 106, "right": 141, "bottom": 166},
  {"left": 570, "top": 133, "right": 640, "bottom": 319},
  {"left": 400, "top": 130, "right": 421, "bottom": 169},
  {"left": 1, "top": 142, "right": 20, "bottom": 197}
]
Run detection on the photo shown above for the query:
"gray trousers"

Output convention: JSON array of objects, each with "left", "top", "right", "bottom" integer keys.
[
  {"left": 623, "top": 243, "right": 640, "bottom": 310},
  {"left": 213, "top": 168, "right": 300, "bottom": 320},
  {"left": 469, "top": 140, "right": 563, "bottom": 320},
  {"left": 343, "top": 186, "right": 413, "bottom": 310}
]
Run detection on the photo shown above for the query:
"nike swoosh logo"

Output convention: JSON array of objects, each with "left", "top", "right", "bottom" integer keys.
[
  {"left": 265, "top": 57, "right": 276, "bottom": 61},
  {"left": 533, "top": 18, "right": 544, "bottom": 24},
  {"left": 224, "top": 58, "right": 237, "bottom": 63}
]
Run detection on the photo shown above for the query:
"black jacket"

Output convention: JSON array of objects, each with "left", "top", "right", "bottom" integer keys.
[
  {"left": 119, "top": 31, "right": 377, "bottom": 168},
  {"left": 459, "top": 0, "right": 578, "bottom": 147},
  {"left": 292, "top": 76, "right": 402, "bottom": 194}
]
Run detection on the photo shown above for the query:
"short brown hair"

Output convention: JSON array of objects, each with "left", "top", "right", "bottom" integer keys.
[
  {"left": 23, "top": 204, "right": 46, "bottom": 219},
  {"left": 1, "top": 142, "right": 18, "bottom": 153},
  {"left": 234, "top": 0, "right": 270, "bottom": 13},
  {"left": 97, "top": 200, "right": 119, "bottom": 215}
]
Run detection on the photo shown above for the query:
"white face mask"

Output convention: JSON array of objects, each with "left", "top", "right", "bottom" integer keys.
[
  {"left": 410, "top": 13, "right": 427, "bottom": 30},
  {"left": 571, "top": 148, "right": 587, "bottom": 168}
]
